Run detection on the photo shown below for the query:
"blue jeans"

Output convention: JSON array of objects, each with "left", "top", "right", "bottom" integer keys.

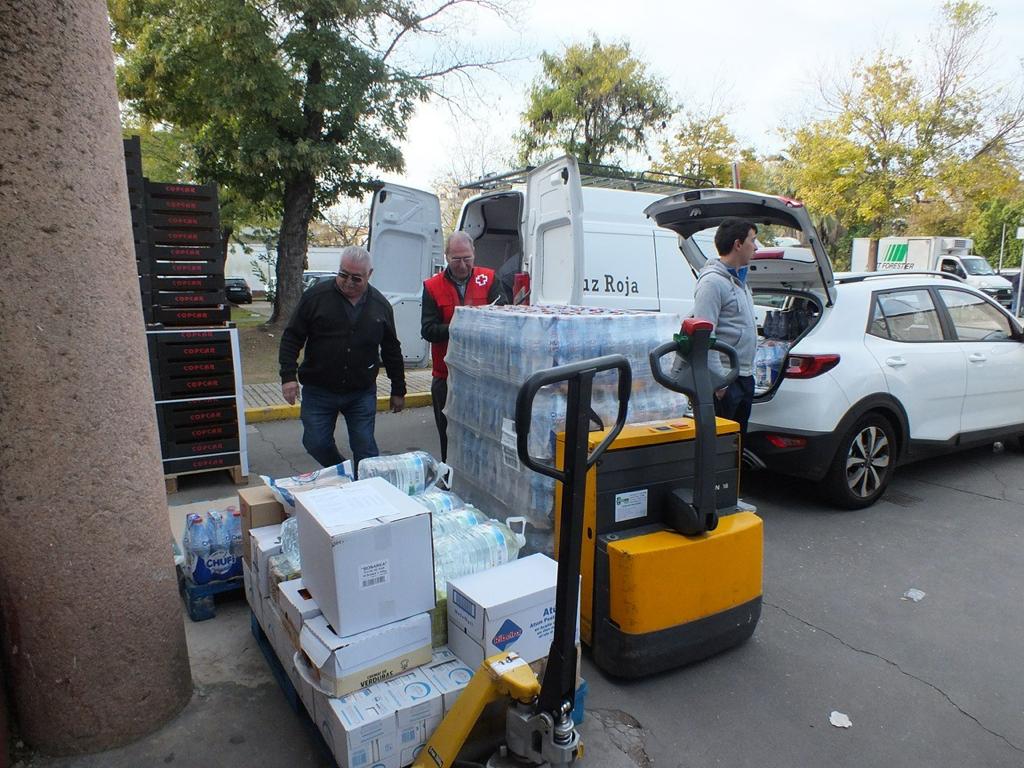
[{"left": 300, "top": 384, "right": 379, "bottom": 471}]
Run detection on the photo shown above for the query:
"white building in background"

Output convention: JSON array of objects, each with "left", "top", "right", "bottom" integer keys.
[{"left": 225, "top": 244, "right": 352, "bottom": 290}]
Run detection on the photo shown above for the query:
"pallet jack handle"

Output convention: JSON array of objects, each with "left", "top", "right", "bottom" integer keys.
[
  {"left": 515, "top": 354, "right": 632, "bottom": 719},
  {"left": 650, "top": 318, "right": 738, "bottom": 535}
]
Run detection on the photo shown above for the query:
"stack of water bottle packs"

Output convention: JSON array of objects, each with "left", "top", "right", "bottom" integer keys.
[
  {"left": 239, "top": 451, "right": 576, "bottom": 768},
  {"left": 445, "top": 304, "right": 688, "bottom": 541},
  {"left": 182, "top": 507, "right": 245, "bottom": 584},
  {"left": 752, "top": 307, "right": 812, "bottom": 393}
]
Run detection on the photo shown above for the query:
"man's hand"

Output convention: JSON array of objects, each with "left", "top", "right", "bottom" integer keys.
[
  {"left": 390, "top": 395, "right": 405, "bottom": 413},
  {"left": 715, "top": 387, "right": 727, "bottom": 400},
  {"left": 282, "top": 381, "right": 299, "bottom": 405}
]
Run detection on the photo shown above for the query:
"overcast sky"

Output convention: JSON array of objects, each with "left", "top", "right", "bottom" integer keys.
[{"left": 376, "top": 0, "right": 1024, "bottom": 191}]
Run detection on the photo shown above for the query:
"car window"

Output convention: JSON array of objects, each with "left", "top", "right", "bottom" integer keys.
[
  {"left": 872, "top": 289, "right": 945, "bottom": 342},
  {"left": 937, "top": 289, "right": 1013, "bottom": 341}
]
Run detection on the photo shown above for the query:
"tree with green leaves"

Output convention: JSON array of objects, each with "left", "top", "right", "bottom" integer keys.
[
  {"left": 657, "top": 109, "right": 738, "bottom": 186},
  {"left": 780, "top": 1, "right": 1024, "bottom": 260},
  {"left": 111, "top": 0, "right": 512, "bottom": 325},
  {"left": 517, "top": 37, "right": 673, "bottom": 166}
]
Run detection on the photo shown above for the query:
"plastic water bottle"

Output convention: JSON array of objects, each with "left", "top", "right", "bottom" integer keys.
[
  {"left": 280, "top": 516, "right": 300, "bottom": 570},
  {"left": 227, "top": 507, "right": 244, "bottom": 560},
  {"left": 359, "top": 451, "right": 451, "bottom": 494},
  {"left": 182, "top": 513, "right": 211, "bottom": 580},
  {"left": 433, "top": 517, "right": 527, "bottom": 596},
  {"left": 432, "top": 505, "right": 488, "bottom": 539},
  {"left": 411, "top": 488, "right": 464, "bottom": 515}
]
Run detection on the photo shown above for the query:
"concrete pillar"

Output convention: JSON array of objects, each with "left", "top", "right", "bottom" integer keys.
[{"left": 0, "top": 0, "right": 192, "bottom": 756}]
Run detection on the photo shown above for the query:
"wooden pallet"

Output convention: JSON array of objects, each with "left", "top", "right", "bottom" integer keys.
[
  {"left": 180, "top": 575, "right": 244, "bottom": 621},
  {"left": 165, "top": 464, "right": 247, "bottom": 494}
]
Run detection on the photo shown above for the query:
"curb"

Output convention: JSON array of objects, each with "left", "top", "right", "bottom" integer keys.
[{"left": 245, "top": 392, "right": 433, "bottom": 424}]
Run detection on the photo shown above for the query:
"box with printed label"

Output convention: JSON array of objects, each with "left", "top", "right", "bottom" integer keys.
[
  {"left": 420, "top": 648, "right": 474, "bottom": 715},
  {"left": 278, "top": 578, "right": 321, "bottom": 637},
  {"left": 238, "top": 485, "right": 286, "bottom": 564},
  {"left": 250, "top": 524, "right": 282, "bottom": 602},
  {"left": 447, "top": 554, "right": 579, "bottom": 669},
  {"left": 316, "top": 688, "right": 398, "bottom": 768},
  {"left": 295, "top": 478, "right": 435, "bottom": 636},
  {"left": 370, "top": 669, "right": 443, "bottom": 766},
  {"left": 300, "top": 612, "right": 432, "bottom": 698}
]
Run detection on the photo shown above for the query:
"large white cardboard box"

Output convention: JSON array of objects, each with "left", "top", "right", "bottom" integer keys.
[
  {"left": 420, "top": 648, "right": 475, "bottom": 715},
  {"left": 296, "top": 478, "right": 435, "bottom": 636},
  {"left": 300, "top": 613, "right": 431, "bottom": 698},
  {"left": 447, "top": 554, "right": 579, "bottom": 669},
  {"left": 316, "top": 688, "right": 398, "bottom": 768}
]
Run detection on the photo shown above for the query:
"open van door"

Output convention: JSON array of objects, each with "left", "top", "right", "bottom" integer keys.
[
  {"left": 367, "top": 184, "right": 444, "bottom": 366},
  {"left": 523, "top": 156, "right": 584, "bottom": 305}
]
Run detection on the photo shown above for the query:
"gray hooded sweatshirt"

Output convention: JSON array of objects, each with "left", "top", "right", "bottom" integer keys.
[{"left": 691, "top": 258, "right": 757, "bottom": 377}]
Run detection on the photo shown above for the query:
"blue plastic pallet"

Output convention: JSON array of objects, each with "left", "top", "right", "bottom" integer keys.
[{"left": 180, "top": 575, "right": 243, "bottom": 621}]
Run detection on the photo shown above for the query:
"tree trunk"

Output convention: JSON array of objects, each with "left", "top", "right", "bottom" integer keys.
[{"left": 269, "top": 172, "right": 316, "bottom": 326}]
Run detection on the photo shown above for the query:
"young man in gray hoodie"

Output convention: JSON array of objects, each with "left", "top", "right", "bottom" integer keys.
[{"left": 691, "top": 218, "right": 758, "bottom": 434}]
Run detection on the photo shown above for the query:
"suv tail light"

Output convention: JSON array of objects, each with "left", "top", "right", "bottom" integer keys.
[{"left": 785, "top": 354, "right": 840, "bottom": 379}]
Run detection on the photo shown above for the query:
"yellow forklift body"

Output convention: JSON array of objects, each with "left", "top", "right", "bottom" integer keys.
[{"left": 606, "top": 512, "right": 763, "bottom": 634}]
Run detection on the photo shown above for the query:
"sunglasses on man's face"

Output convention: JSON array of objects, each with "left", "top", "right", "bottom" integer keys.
[{"left": 337, "top": 271, "right": 366, "bottom": 284}]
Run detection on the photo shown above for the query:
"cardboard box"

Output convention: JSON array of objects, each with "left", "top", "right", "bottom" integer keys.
[
  {"left": 242, "top": 559, "right": 262, "bottom": 625},
  {"left": 300, "top": 613, "right": 432, "bottom": 698},
  {"left": 420, "top": 648, "right": 475, "bottom": 715},
  {"left": 447, "top": 554, "right": 579, "bottom": 669},
  {"left": 315, "top": 688, "right": 398, "bottom": 768},
  {"left": 265, "top": 602, "right": 302, "bottom": 674},
  {"left": 278, "top": 578, "right": 321, "bottom": 637},
  {"left": 239, "top": 485, "right": 286, "bottom": 565},
  {"left": 250, "top": 524, "right": 283, "bottom": 601},
  {"left": 370, "top": 669, "right": 443, "bottom": 766},
  {"left": 295, "top": 478, "right": 435, "bottom": 636}
]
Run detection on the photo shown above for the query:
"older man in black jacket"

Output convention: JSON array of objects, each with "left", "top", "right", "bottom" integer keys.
[{"left": 279, "top": 246, "right": 406, "bottom": 470}]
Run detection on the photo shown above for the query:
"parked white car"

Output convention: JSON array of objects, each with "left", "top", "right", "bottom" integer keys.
[{"left": 646, "top": 189, "right": 1024, "bottom": 508}]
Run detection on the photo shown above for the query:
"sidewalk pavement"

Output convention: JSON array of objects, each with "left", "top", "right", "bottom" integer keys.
[{"left": 244, "top": 367, "right": 434, "bottom": 423}]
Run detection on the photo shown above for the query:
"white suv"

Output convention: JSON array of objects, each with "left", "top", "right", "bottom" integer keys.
[{"left": 646, "top": 190, "right": 1024, "bottom": 508}]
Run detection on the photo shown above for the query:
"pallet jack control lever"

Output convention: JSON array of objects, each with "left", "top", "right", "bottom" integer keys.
[
  {"left": 516, "top": 354, "right": 631, "bottom": 719},
  {"left": 414, "top": 356, "right": 631, "bottom": 768},
  {"left": 650, "top": 318, "right": 738, "bottom": 536}
]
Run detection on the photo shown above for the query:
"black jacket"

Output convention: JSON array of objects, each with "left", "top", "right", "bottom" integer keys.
[{"left": 279, "top": 281, "right": 406, "bottom": 396}]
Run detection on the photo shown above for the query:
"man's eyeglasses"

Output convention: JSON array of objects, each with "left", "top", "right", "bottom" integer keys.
[
  {"left": 449, "top": 256, "right": 473, "bottom": 264},
  {"left": 337, "top": 271, "right": 366, "bottom": 284}
]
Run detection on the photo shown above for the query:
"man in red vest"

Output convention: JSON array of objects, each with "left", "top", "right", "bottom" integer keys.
[{"left": 421, "top": 232, "right": 502, "bottom": 460}]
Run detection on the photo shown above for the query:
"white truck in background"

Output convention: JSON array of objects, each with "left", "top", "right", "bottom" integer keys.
[{"left": 852, "top": 236, "right": 1013, "bottom": 309}]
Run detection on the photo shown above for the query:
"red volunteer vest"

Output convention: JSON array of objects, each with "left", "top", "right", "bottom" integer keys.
[{"left": 424, "top": 267, "right": 496, "bottom": 378}]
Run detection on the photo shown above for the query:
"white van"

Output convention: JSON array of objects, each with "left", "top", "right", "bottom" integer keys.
[{"left": 367, "top": 156, "right": 710, "bottom": 365}]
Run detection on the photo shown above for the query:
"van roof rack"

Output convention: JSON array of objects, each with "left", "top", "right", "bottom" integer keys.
[
  {"left": 460, "top": 163, "right": 712, "bottom": 195},
  {"left": 834, "top": 271, "right": 966, "bottom": 285}
]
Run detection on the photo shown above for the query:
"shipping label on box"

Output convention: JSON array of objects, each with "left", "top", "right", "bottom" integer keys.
[
  {"left": 238, "top": 485, "right": 285, "bottom": 564},
  {"left": 317, "top": 688, "right": 398, "bottom": 768},
  {"left": 299, "top": 613, "right": 432, "bottom": 699},
  {"left": 278, "top": 578, "right": 321, "bottom": 636},
  {"left": 421, "top": 648, "right": 474, "bottom": 715},
  {"left": 447, "top": 554, "right": 579, "bottom": 669},
  {"left": 295, "top": 478, "right": 435, "bottom": 636},
  {"left": 370, "top": 668, "right": 443, "bottom": 766}
]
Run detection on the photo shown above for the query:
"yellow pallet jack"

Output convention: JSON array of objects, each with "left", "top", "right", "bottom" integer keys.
[
  {"left": 555, "top": 318, "right": 763, "bottom": 677},
  {"left": 414, "top": 355, "right": 632, "bottom": 768}
]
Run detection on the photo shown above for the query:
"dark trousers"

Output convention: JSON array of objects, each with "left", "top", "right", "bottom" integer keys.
[
  {"left": 431, "top": 376, "right": 448, "bottom": 462},
  {"left": 299, "top": 384, "right": 379, "bottom": 471},
  {"left": 714, "top": 375, "right": 755, "bottom": 436}
]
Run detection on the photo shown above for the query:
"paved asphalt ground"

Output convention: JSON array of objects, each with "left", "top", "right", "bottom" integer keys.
[{"left": 17, "top": 409, "right": 1024, "bottom": 768}]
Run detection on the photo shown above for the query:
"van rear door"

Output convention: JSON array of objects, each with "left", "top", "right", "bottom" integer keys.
[
  {"left": 367, "top": 184, "right": 444, "bottom": 365},
  {"left": 523, "top": 156, "right": 584, "bottom": 305}
]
